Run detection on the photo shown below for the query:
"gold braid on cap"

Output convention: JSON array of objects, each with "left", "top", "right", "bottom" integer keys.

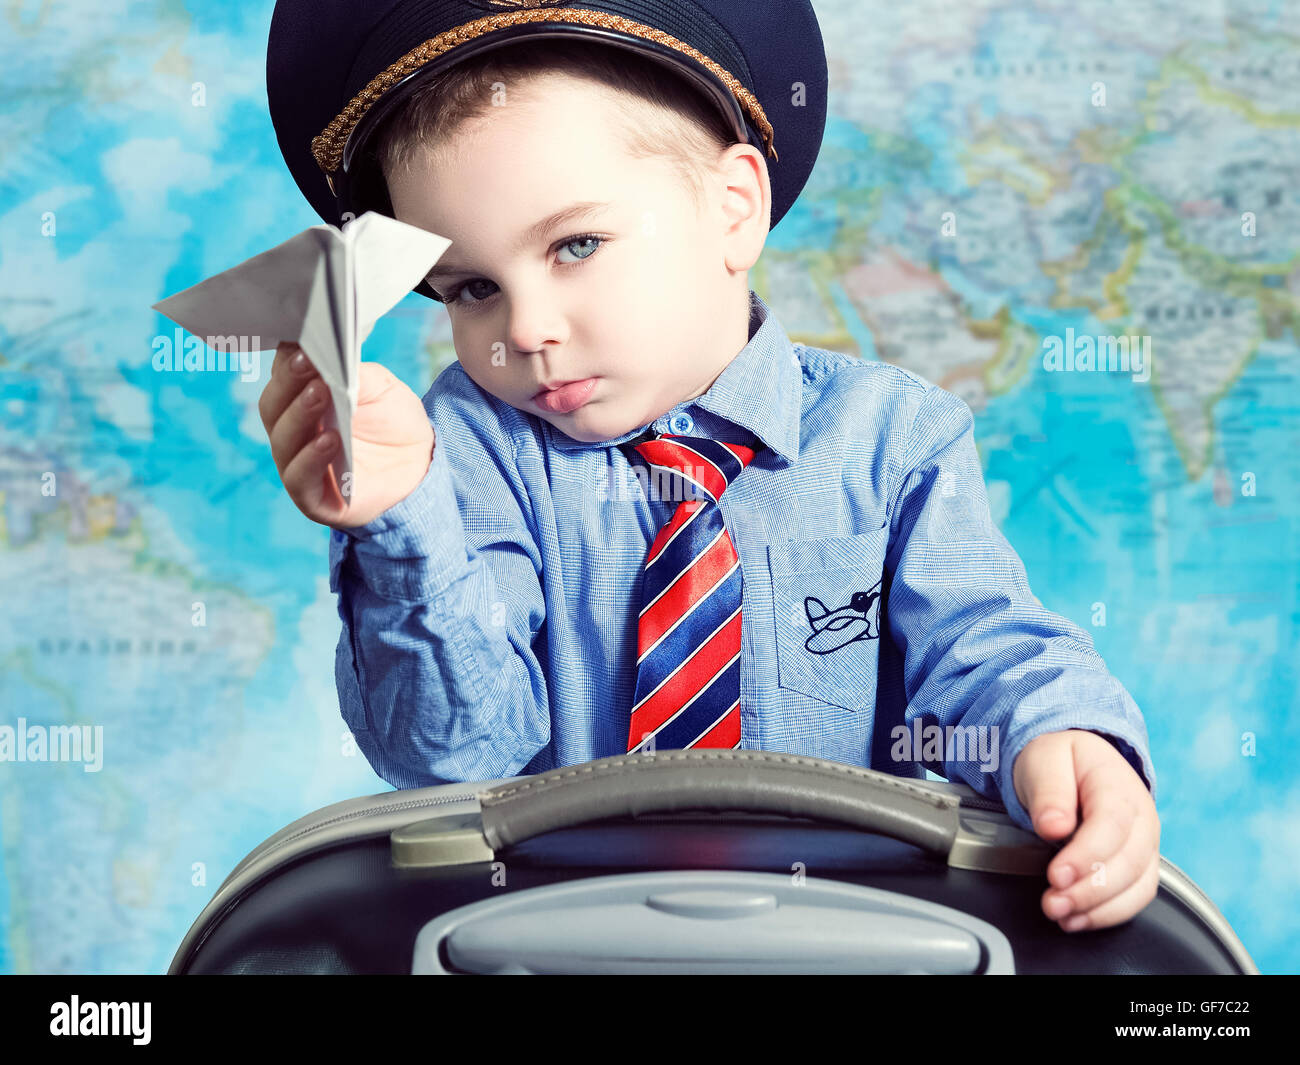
[{"left": 312, "top": 7, "right": 777, "bottom": 186}]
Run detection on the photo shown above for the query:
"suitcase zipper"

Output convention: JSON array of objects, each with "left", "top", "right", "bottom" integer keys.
[
  {"left": 220, "top": 785, "right": 501, "bottom": 892},
  {"left": 954, "top": 792, "right": 1005, "bottom": 813}
]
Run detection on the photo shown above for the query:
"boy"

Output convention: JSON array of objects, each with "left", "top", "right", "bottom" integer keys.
[{"left": 262, "top": 0, "right": 1159, "bottom": 934}]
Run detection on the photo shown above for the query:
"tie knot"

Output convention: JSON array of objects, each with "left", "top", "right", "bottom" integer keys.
[{"left": 620, "top": 431, "right": 762, "bottom": 505}]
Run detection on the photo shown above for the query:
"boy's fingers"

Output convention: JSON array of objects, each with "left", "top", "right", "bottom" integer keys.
[
  {"left": 269, "top": 376, "right": 333, "bottom": 475},
  {"left": 258, "top": 342, "right": 302, "bottom": 434},
  {"left": 271, "top": 340, "right": 295, "bottom": 371},
  {"left": 281, "top": 430, "right": 344, "bottom": 524},
  {"left": 1046, "top": 769, "right": 1134, "bottom": 889},
  {"left": 1044, "top": 808, "right": 1152, "bottom": 918},
  {"left": 1057, "top": 853, "right": 1160, "bottom": 933},
  {"left": 258, "top": 341, "right": 317, "bottom": 439}
]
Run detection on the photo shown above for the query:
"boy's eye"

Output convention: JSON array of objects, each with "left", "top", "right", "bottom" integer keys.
[
  {"left": 445, "top": 278, "right": 499, "bottom": 306},
  {"left": 432, "top": 234, "right": 605, "bottom": 308},
  {"left": 556, "top": 235, "right": 602, "bottom": 264}
]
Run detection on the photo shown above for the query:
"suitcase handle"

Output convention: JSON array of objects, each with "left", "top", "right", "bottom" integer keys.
[
  {"left": 476, "top": 750, "right": 960, "bottom": 854},
  {"left": 391, "top": 750, "right": 1058, "bottom": 874}
]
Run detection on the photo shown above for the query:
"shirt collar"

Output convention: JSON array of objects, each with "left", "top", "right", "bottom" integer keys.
[{"left": 541, "top": 289, "right": 802, "bottom": 465}]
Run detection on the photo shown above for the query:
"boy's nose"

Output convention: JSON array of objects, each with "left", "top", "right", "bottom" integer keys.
[{"left": 504, "top": 298, "right": 568, "bottom": 356}]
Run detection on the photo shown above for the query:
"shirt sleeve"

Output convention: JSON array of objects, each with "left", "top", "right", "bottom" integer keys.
[
  {"left": 328, "top": 367, "right": 550, "bottom": 788},
  {"left": 882, "top": 382, "right": 1156, "bottom": 834}
]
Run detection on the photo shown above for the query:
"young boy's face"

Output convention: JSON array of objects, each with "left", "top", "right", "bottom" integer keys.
[{"left": 385, "top": 73, "right": 763, "bottom": 443}]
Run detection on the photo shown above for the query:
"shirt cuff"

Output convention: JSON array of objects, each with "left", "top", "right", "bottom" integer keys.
[{"left": 328, "top": 441, "right": 471, "bottom": 601}]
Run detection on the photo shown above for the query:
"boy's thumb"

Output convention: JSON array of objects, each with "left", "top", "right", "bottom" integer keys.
[
  {"left": 356, "top": 360, "right": 400, "bottom": 404},
  {"left": 1014, "top": 733, "right": 1079, "bottom": 838}
]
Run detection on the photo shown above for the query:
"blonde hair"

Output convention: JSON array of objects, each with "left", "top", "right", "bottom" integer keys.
[{"left": 365, "top": 37, "right": 741, "bottom": 210}]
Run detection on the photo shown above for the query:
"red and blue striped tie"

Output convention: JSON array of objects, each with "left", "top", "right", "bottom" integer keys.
[{"left": 620, "top": 431, "right": 761, "bottom": 753}]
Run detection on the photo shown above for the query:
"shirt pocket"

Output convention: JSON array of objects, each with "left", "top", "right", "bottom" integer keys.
[{"left": 766, "top": 523, "right": 889, "bottom": 712}]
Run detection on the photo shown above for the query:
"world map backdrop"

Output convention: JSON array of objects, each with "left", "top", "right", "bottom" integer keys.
[{"left": 0, "top": 0, "right": 1296, "bottom": 973}]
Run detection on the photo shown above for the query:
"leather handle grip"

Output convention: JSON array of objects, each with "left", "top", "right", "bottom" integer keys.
[{"left": 477, "top": 750, "right": 962, "bottom": 857}]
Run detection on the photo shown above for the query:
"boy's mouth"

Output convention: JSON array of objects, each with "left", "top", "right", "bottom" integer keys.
[{"left": 533, "top": 377, "right": 598, "bottom": 414}]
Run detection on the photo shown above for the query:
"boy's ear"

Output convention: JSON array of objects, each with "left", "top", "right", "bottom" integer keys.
[{"left": 716, "top": 141, "right": 771, "bottom": 273}]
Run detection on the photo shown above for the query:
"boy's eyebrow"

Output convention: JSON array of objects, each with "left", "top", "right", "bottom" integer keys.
[{"left": 425, "top": 200, "right": 613, "bottom": 280}]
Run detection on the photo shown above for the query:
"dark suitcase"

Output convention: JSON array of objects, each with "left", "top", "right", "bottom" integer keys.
[{"left": 169, "top": 750, "right": 1258, "bottom": 975}]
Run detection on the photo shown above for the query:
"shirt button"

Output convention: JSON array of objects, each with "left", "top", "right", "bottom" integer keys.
[{"left": 669, "top": 412, "right": 694, "bottom": 435}]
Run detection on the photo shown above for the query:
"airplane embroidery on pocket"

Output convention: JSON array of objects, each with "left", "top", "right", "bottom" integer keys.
[{"left": 803, "top": 582, "right": 882, "bottom": 654}]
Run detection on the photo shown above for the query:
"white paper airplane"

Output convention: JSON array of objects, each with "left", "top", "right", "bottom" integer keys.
[{"left": 151, "top": 211, "right": 451, "bottom": 496}]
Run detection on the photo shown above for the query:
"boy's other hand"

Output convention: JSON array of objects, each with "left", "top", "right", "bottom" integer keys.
[
  {"left": 1012, "top": 728, "right": 1160, "bottom": 933},
  {"left": 258, "top": 342, "right": 435, "bottom": 529}
]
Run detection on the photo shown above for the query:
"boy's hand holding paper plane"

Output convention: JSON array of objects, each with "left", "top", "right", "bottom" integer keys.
[{"left": 152, "top": 212, "right": 452, "bottom": 527}]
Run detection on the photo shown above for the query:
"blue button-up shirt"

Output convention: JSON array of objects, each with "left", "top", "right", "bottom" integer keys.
[{"left": 329, "top": 289, "right": 1155, "bottom": 833}]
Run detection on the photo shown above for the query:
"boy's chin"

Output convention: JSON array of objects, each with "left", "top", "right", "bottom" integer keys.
[
  {"left": 545, "top": 414, "right": 614, "bottom": 444},
  {"left": 541, "top": 405, "right": 636, "bottom": 444}
]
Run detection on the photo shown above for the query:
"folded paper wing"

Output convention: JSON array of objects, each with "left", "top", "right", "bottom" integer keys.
[{"left": 151, "top": 212, "right": 451, "bottom": 494}]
